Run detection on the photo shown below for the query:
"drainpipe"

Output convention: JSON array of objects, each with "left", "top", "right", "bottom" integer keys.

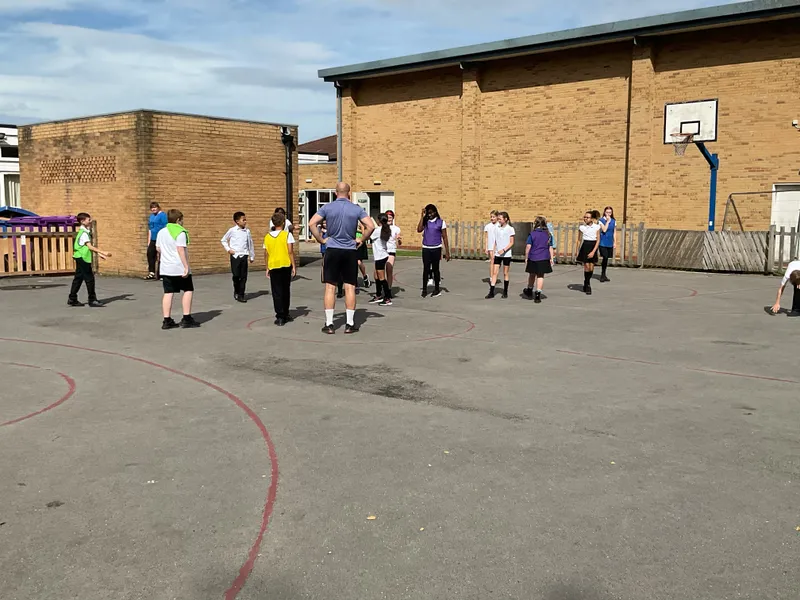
[
  {"left": 281, "top": 126, "right": 295, "bottom": 222},
  {"left": 335, "top": 81, "right": 343, "bottom": 181}
]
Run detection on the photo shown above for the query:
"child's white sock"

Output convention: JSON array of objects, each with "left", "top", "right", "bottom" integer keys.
[
  {"left": 325, "top": 309, "right": 334, "bottom": 326},
  {"left": 346, "top": 309, "right": 355, "bottom": 326}
]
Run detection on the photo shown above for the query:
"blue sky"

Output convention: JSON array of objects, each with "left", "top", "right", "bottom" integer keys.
[{"left": 0, "top": 0, "right": 733, "bottom": 142}]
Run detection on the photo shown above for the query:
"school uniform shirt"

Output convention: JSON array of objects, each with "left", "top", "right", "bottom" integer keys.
[
  {"left": 270, "top": 218, "right": 292, "bottom": 232},
  {"left": 526, "top": 229, "right": 551, "bottom": 261},
  {"left": 781, "top": 260, "right": 800, "bottom": 285},
  {"left": 386, "top": 225, "right": 401, "bottom": 253},
  {"left": 580, "top": 223, "right": 601, "bottom": 241},
  {"left": 494, "top": 224, "right": 515, "bottom": 257},
  {"left": 484, "top": 222, "right": 498, "bottom": 251},
  {"left": 370, "top": 229, "right": 390, "bottom": 261},
  {"left": 221, "top": 226, "right": 255, "bottom": 260},
  {"left": 156, "top": 228, "right": 189, "bottom": 277},
  {"left": 599, "top": 217, "right": 616, "bottom": 248}
]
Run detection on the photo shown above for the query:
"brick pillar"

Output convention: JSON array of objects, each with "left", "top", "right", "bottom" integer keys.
[
  {"left": 461, "top": 67, "right": 482, "bottom": 219},
  {"left": 341, "top": 85, "right": 357, "bottom": 188},
  {"left": 625, "top": 43, "right": 656, "bottom": 225}
]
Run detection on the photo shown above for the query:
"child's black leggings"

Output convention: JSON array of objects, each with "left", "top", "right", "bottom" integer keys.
[{"left": 422, "top": 247, "right": 441, "bottom": 291}]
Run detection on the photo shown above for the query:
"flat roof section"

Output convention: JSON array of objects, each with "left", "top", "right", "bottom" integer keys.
[
  {"left": 26, "top": 109, "right": 297, "bottom": 129},
  {"left": 319, "top": 0, "right": 800, "bottom": 81}
]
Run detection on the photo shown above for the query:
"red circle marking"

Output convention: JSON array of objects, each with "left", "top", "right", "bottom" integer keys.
[
  {"left": 0, "top": 338, "right": 277, "bottom": 600},
  {"left": 0, "top": 362, "right": 76, "bottom": 427}
]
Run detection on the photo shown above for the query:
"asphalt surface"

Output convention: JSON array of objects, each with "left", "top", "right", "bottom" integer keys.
[{"left": 1, "top": 257, "right": 798, "bottom": 600}]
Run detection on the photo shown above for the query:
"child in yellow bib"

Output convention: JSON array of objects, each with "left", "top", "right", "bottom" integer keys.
[{"left": 263, "top": 211, "right": 296, "bottom": 326}]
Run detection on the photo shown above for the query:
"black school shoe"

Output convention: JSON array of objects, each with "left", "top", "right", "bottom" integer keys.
[
  {"left": 88, "top": 300, "right": 104, "bottom": 308},
  {"left": 788, "top": 311, "right": 800, "bottom": 317},
  {"left": 321, "top": 324, "right": 335, "bottom": 335},
  {"left": 67, "top": 299, "right": 85, "bottom": 307},
  {"left": 344, "top": 324, "right": 359, "bottom": 334},
  {"left": 235, "top": 295, "right": 247, "bottom": 303},
  {"left": 534, "top": 291, "right": 542, "bottom": 304},
  {"left": 274, "top": 318, "right": 286, "bottom": 326},
  {"left": 585, "top": 285, "right": 592, "bottom": 296},
  {"left": 600, "top": 275, "right": 610, "bottom": 282},
  {"left": 523, "top": 288, "right": 533, "bottom": 298},
  {"left": 180, "top": 315, "right": 201, "bottom": 328},
  {"left": 162, "top": 317, "right": 180, "bottom": 330}
]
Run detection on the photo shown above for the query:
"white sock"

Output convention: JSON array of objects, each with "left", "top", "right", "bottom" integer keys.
[
  {"left": 325, "top": 309, "right": 334, "bottom": 326},
  {"left": 346, "top": 309, "right": 355, "bottom": 326}
]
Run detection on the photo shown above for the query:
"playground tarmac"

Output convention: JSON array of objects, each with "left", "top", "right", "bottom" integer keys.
[{"left": 1, "top": 257, "right": 798, "bottom": 600}]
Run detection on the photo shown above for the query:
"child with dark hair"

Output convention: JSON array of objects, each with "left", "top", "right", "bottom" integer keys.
[
  {"left": 770, "top": 260, "right": 800, "bottom": 316},
  {"left": 576, "top": 210, "right": 601, "bottom": 295},
  {"left": 270, "top": 207, "right": 293, "bottom": 233},
  {"left": 369, "top": 213, "right": 393, "bottom": 306},
  {"left": 157, "top": 209, "right": 199, "bottom": 329},
  {"left": 523, "top": 216, "right": 554, "bottom": 303},
  {"left": 67, "top": 212, "right": 111, "bottom": 307},
  {"left": 417, "top": 204, "right": 450, "bottom": 298},
  {"left": 221, "top": 211, "right": 255, "bottom": 302},
  {"left": 598, "top": 206, "right": 617, "bottom": 283}
]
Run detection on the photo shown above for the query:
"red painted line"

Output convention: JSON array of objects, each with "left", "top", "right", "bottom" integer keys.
[
  {"left": 0, "top": 337, "right": 277, "bottom": 599},
  {"left": 1, "top": 362, "right": 76, "bottom": 427},
  {"left": 557, "top": 348, "right": 798, "bottom": 384}
]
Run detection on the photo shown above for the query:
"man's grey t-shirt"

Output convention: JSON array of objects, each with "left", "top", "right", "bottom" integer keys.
[{"left": 316, "top": 198, "right": 368, "bottom": 250}]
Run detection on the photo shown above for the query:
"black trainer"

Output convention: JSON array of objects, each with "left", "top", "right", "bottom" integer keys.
[
  {"left": 523, "top": 288, "right": 533, "bottom": 298},
  {"left": 501, "top": 292, "right": 508, "bottom": 299},
  {"left": 88, "top": 300, "right": 104, "bottom": 308},
  {"left": 586, "top": 285, "right": 592, "bottom": 296},
  {"left": 600, "top": 275, "right": 610, "bottom": 283},
  {"left": 180, "top": 315, "right": 201, "bottom": 328},
  {"left": 274, "top": 318, "right": 286, "bottom": 326},
  {"left": 162, "top": 317, "right": 179, "bottom": 330},
  {"left": 236, "top": 295, "right": 247, "bottom": 303},
  {"left": 534, "top": 292, "right": 542, "bottom": 304},
  {"left": 485, "top": 291, "right": 495, "bottom": 299},
  {"left": 67, "top": 299, "right": 85, "bottom": 307},
  {"left": 431, "top": 290, "right": 443, "bottom": 298},
  {"left": 421, "top": 290, "right": 428, "bottom": 298},
  {"left": 344, "top": 324, "right": 360, "bottom": 334},
  {"left": 321, "top": 324, "right": 335, "bottom": 335},
  {"left": 788, "top": 310, "right": 800, "bottom": 317}
]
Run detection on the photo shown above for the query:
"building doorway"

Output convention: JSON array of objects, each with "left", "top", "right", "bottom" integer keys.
[
  {"left": 771, "top": 184, "right": 800, "bottom": 261},
  {"left": 299, "top": 189, "right": 334, "bottom": 240},
  {"left": 354, "top": 191, "right": 395, "bottom": 221}
]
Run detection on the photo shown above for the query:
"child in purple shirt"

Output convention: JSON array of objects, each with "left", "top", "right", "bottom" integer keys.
[{"left": 523, "top": 216, "right": 554, "bottom": 304}]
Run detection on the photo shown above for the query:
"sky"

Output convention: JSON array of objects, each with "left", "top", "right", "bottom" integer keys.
[{"left": 0, "top": 0, "right": 736, "bottom": 142}]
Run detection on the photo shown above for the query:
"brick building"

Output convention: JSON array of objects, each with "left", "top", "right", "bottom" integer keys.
[
  {"left": 319, "top": 0, "right": 800, "bottom": 242},
  {"left": 19, "top": 110, "right": 298, "bottom": 276}
]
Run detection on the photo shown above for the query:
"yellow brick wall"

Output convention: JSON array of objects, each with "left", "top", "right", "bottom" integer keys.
[
  {"left": 19, "top": 111, "right": 297, "bottom": 276},
  {"left": 146, "top": 113, "right": 298, "bottom": 275},
  {"left": 299, "top": 163, "right": 338, "bottom": 190},
  {"left": 639, "top": 21, "right": 800, "bottom": 230},
  {"left": 341, "top": 18, "right": 800, "bottom": 235},
  {"left": 19, "top": 115, "right": 144, "bottom": 276}
]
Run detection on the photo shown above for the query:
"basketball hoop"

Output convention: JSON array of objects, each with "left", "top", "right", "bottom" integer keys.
[{"left": 671, "top": 132, "right": 695, "bottom": 156}]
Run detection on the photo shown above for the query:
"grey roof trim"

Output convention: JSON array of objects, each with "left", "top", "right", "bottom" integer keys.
[
  {"left": 319, "top": 0, "right": 800, "bottom": 81},
  {"left": 25, "top": 109, "right": 298, "bottom": 129}
]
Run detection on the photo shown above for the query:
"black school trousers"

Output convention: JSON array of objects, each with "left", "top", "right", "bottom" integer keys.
[
  {"left": 147, "top": 240, "right": 158, "bottom": 274},
  {"left": 270, "top": 267, "right": 292, "bottom": 319},
  {"left": 422, "top": 247, "right": 442, "bottom": 291},
  {"left": 69, "top": 259, "right": 96, "bottom": 302},
  {"left": 230, "top": 255, "right": 249, "bottom": 297}
]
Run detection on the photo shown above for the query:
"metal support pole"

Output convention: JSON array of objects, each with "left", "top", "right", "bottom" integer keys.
[
  {"left": 335, "top": 81, "right": 343, "bottom": 182},
  {"left": 281, "top": 127, "right": 295, "bottom": 223},
  {"left": 696, "top": 142, "right": 720, "bottom": 231}
]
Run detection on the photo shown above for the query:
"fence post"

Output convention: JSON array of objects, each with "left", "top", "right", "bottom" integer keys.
[
  {"left": 778, "top": 226, "right": 786, "bottom": 271},
  {"left": 637, "top": 222, "right": 645, "bottom": 267},
  {"left": 791, "top": 227, "right": 798, "bottom": 263},
  {"left": 764, "top": 227, "right": 773, "bottom": 275},
  {"left": 554, "top": 224, "right": 561, "bottom": 263},
  {"left": 620, "top": 223, "right": 627, "bottom": 267}
]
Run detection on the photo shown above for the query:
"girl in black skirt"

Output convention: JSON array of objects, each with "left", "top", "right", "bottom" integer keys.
[
  {"left": 575, "top": 210, "right": 601, "bottom": 295},
  {"left": 524, "top": 216, "right": 554, "bottom": 303}
]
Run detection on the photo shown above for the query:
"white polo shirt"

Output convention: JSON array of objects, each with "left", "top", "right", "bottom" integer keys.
[
  {"left": 494, "top": 224, "right": 515, "bottom": 258},
  {"left": 156, "top": 228, "right": 189, "bottom": 277},
  {"left": 484, "top": 222, "right": 498, "bottom": 251},
  {"left": 781, "top": 260, "right": 800, "bottom": 285}
]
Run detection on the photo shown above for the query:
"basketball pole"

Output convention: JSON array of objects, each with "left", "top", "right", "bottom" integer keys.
[{"left": 695, "top": 142, "right": 720, "bottom": 231}]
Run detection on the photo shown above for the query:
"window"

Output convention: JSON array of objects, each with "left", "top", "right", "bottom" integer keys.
[
  {"left": 1, "top": 146, "right": 18, "bottom": 159},
  {"left": 5, "top": 174, "right": 20, "bottom": 207}
]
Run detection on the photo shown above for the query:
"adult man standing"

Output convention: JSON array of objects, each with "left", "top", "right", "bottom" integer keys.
[
  {"left": 145, "top": 202, "right": 167, "bottom": 280},
  {"left": 309, "top": 182, "right": 374, "bottom": 334}
]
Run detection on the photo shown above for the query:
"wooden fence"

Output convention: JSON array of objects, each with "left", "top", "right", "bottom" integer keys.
[
  {"left": 450, "top": 221, "right": 644, "bottom": 266},
  {"left": 450, "top": 221, "right": 798, "bottom": 275},
  {"left": 1, "top": 225, "right": 80, "bottom": 277}
]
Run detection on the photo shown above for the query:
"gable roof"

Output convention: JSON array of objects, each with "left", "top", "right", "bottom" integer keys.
[
  {"left": 319, "top": 0, "right": 800, "bottom": 81},
  {"left": 298, "top": 134, "right": 337, "bottom": 160}
]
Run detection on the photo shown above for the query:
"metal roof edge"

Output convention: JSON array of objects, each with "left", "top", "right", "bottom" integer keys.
[{"left": 319, "top": 0, "right": 800, "bottom": 81}]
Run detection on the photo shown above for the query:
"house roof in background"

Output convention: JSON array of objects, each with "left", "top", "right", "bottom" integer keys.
[
  {"left": 298, "top": 135, "right": 337, "bottom": 160},
  {"left": 319, "top": 0, "right": 800, "bottom": 81}
]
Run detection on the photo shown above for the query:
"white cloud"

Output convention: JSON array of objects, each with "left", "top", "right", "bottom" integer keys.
[{"left": 0, "top": 0, "right": 738, "bottom": 141}]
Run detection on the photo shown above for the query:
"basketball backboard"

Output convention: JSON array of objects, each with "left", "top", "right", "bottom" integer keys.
[{"left": 663, "top": 99, "right": 718, "bottom": 144}]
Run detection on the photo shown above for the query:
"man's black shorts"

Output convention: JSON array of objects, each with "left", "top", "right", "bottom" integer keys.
[
  {"left": 162, "top": 275, "right": 195, "bottom": 294},
  {"left": 323, "top": 248, "right": 358, "bottom": 286}
]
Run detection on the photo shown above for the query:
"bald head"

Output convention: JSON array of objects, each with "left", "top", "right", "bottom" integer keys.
[{"left": 335, "top": 182, "right": 350, "bottom": 198}]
